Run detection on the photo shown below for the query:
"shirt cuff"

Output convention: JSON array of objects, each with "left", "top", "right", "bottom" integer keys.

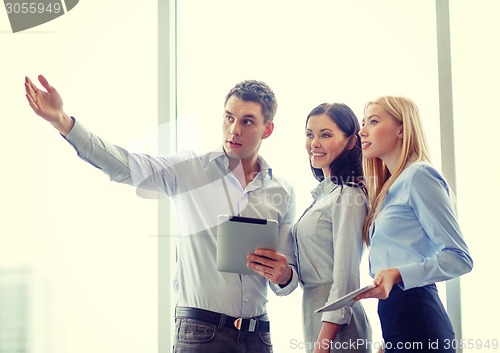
[
  {"left": 397, "top": 263, "right": 425, "bottom": 290},
  {"left": 321, "top": 305, "right": 353, "bottom": 326},
  {"left": 64, "top": 117, "right": 92, "bottom": 150},
  {"left": 271, "top": 266, "right": 298, "bottom": 296}
]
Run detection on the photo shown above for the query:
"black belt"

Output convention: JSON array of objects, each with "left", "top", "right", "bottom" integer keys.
[{"left": 175, "top": 307, "right": 270, "bottom": 333}]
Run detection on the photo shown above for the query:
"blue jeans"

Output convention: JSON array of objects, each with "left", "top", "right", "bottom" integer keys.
[{"left": 173, "top": 317, "right": 273, "bottom": 353}]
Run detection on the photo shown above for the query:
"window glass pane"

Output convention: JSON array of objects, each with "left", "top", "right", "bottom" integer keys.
[
  {"left": 1, "top": 3, "right": 158, "bottom": 353},
  {"left": 450, "top": 0, "right": 500, "bottom": 349},
  {"left": 177, "top": 1, "right": 440, "bottom": 351}
]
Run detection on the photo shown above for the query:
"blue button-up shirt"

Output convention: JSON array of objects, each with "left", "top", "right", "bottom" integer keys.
[{"left": 369, "top": 162, "right": 473, "bottom": 289}]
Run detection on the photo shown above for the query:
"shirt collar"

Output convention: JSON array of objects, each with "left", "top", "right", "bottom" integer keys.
[
  {"left": 311, "top": 177, "right": 339, "bottom": 199},
  {"left": 208, "top": 146, "right": 227, "bottom": 163},
  {"left": 209, "top": 146, "right": 273, "bottom": 179},
  {"left": 257, "top": 155, "right": 273, "bottom": 179}
]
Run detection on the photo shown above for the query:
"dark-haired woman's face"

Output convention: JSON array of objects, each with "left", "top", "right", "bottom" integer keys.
[{"left": 305, "top": 114, "right": 350, "bottom": 178}]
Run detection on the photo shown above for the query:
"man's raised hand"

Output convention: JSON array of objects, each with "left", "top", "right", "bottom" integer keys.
[{"left": 25, "top": 75, "right": 74, "bottom": 135}]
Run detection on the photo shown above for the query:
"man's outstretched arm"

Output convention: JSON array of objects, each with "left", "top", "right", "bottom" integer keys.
[{"left": 24, "top": 74, "right": 179, "bottom": 195}]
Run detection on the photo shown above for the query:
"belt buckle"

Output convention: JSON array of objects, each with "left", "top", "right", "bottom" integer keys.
[{"left": 233, "top": 318, "right": 258, "bottom": 332}]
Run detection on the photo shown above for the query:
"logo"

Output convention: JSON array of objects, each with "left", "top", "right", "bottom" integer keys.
[{"left": 4, "top": 0, "right": 78, "bottom": 32}]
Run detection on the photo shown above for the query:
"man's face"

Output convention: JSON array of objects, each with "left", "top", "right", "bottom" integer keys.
[{"left": 222, "top": 95, "right": 274, "bottom": 164}]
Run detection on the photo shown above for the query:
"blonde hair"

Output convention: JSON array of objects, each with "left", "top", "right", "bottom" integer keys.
[{"left": 363, "top": 96, "right": 432, "bottom": 243}]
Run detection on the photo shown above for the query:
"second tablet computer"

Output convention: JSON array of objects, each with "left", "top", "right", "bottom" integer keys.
[
  {"left": 216, "top": 215, "right": 278, "bottom": 275},
  {"left": 315, "top": 284, "right": 377, "bottom": 313}
]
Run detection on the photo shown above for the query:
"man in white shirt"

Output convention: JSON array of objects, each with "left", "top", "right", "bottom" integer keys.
[{"left": 25, "top": 75, "right": 298, "bottom": 353}]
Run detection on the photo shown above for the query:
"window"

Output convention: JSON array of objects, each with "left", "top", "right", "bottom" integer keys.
[
  {"left": 176, "top": 1, "right": 441, "bottom": 350},
  {"left": 2, "top": 3, "right": 158, "bottom": 353},
  {"left": 450, "top": 1, "right": 500, "bottom": 349}
]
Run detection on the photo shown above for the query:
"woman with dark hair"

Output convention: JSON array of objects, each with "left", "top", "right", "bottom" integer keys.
[{"left": 292, "top": 103, "right": 372, "bottom": 353}]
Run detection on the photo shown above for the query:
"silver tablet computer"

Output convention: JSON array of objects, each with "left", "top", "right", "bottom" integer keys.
[
  {"left": 216, "top": 215, "right": 279, "bottom": 275},
  {"left": 315, "top": 284, "right": 376, "bottom": 313}
]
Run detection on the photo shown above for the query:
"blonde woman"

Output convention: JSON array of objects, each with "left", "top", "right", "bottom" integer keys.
[{"left": 356, "top": 96, "right": 473, "bottom": 352}]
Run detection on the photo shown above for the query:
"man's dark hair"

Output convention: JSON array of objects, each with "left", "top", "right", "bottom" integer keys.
[{"left": 224, "top": 80, "right": 278, "bottom": 123}]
